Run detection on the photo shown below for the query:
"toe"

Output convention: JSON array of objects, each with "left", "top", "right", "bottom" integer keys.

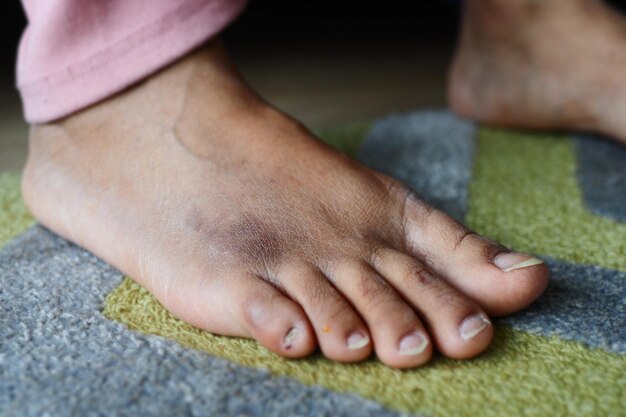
[
  {"left": 191, "top": 272, "right": 317, "bottom": 358},
  {"left": 371, "top": 247, "right": 493, "bottom": 360},
  {"left": 400, "top": 192, "right": 549, "bottom": 316},
  {"left": 277, "top": 264, "right": 374, "bottom": 363},
  {"left": 331, "top": 260, "right": 432, "bottom": 369}
]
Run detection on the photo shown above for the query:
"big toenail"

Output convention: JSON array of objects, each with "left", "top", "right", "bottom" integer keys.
[
  {"left": 283, "top": 326, "right": 300, "bottom": 349},
  {"left": 347, "top": 331, "right": 370, "bottom": 350},
  {"left": 398, "top": 332, "right": 429, "bottom": 356},
  {"left": 459, "top": 314, "right": 491, "bottom": 341},
  {"left": 494, "top": 253, "right": 544, "bottom": 273}
]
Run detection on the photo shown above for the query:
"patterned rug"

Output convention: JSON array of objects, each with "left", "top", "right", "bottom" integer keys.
[{"left": 1, "top": 110, "right": 625, "bottom": 417}]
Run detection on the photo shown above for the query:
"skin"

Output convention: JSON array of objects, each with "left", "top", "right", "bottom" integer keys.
[
  {"left": 450, "top": 0, "right": 626, "bottom": 144},
  {"left": 20, "top": 3, "right": 576, "bottom": 369}
]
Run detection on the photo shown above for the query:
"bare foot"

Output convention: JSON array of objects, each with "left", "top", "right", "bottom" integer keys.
[
  {"left": 22, "top": 41, "right": 548, "bottom": 369},
  {"left": 449, "top": 0, "right": 626, "bottom": 143}
]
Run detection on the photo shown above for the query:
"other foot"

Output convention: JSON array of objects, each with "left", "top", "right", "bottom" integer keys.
[{"left": 450, "top": 0, "right": 626, "bottom": 143}]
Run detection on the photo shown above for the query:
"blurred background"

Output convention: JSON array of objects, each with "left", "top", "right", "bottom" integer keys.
[{"left": 0, "top": 1, "right": 462, "bottom": 172}]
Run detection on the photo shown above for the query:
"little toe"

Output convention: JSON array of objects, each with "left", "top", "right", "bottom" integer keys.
[
  {"left": 371, "top": 247, "right": 493, "bottom": 360},
  {"left": 400, "top": 192, "right": 549, "bottom": 316},
  {"left": 331, "top": 260, "right": 432, "bottom": 369},
  {"left": 191, "top": 272, "right": 317, "bottom": 358},
  {"left": 277, "top": 264, "right": 374, "bottom": 363}
]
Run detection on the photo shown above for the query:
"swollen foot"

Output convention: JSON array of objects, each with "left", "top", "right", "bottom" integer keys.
[
  {"left": 449, "top": 0, "right": 626, "bottom": 143},
  {"left": 22, "top": 41, "right": 548, "bottom": 368}
]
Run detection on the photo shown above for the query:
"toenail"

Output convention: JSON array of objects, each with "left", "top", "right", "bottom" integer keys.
[
  {"left": 459, "top": 314, "right": 491, "bottom": 341},
  {"left": 494, "top": 253, "right": 544, "bottom": 273},
  {"left": 347, "top": 331, "right": 370, "bottom": 350},
  {"left": 398, "top": 332, "right": 429, "bottom": 356},
  {"left": 283, "top": 326, "right": 300, "bottom": 349}
]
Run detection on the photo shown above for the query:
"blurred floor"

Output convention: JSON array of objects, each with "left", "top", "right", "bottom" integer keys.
[
  {"left": 0, "top": 38, "right": 453, "bottom": 173},
  {"left": 232, "top": 39, "right": 452, "bottom": 127},
  {"left": 0, "top": 85, "right": 27, "bottom": 172}
]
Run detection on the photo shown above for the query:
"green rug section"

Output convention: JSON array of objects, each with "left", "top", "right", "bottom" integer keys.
[
  {"left": 0, "top": 172, "right": 34, "bottom": 248},
  {"left": 316, "top": 122, "right": 371, "bottom": 158},
  {"left": 104, "top": 278, "right": 626, "bottom": 417},
  {"left": 467, "top": 128, "right": 626, "bottom": 272}
]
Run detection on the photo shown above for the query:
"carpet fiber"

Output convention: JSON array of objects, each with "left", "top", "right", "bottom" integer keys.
[{"left": 1, "top": 111, "right": 624, "bottom": 417}]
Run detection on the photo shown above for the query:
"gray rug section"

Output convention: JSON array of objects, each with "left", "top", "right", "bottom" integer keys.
[
  {"left": 574, "top": 135, "right": 626, "bottom": 222},
  {"left": 500, "top": 258, "right": 626, "bottom": 354},
  {"left": 358, "top": 111, "right": 475, "bottom": 221},
  {"left": 0, "top": 226, "right": 410, "bottom": 417}
]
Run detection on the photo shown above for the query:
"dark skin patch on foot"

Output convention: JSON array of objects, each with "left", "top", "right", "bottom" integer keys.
[{"left": 186, "top": 208, "right": 289, "bottom": 273}]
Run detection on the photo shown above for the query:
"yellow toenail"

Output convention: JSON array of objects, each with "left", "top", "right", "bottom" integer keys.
[
  {"left": 502, "top": 257, "right": 544, "bottom": 273},
  {"left": 459, "top": 314, "right": 491, "bottom": 341},
  {"left": 323, "top": 325, "right": 331, "bottom": 333},
  {"left": 494, "top": 253, "right": 544, "bottom": 273},
  {"left": 347, "top": 332, "right": 369, "bottom": 350},
  {"left": 283, "top": 327, "right": 300, "bottom": 349}
]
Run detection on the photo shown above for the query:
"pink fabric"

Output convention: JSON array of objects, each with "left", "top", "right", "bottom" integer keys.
[{"left": 17, "top": 0, "right": 247, "bottom": 124}]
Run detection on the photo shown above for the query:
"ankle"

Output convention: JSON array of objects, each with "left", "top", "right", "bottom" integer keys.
[{"left": 463, "top": 0, "right": 599, "bottom": 36}]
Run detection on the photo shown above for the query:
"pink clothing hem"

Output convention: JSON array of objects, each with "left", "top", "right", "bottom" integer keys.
[{"left": 18, "top": 0, "right": 247, "bottom": 124}]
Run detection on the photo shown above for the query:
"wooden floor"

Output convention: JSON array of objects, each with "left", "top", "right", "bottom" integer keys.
[{"left": 0, "top": 39, "right": 453, "bottom": 172}]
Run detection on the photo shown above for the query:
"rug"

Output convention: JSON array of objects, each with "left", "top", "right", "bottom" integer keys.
[{"left": 1, "top": 110, "right": 624, "bottom": 417}]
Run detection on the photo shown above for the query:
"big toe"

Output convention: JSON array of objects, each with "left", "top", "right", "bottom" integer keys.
[{"left": 401, "top": 191, "right": 549, "bottom": 316}]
